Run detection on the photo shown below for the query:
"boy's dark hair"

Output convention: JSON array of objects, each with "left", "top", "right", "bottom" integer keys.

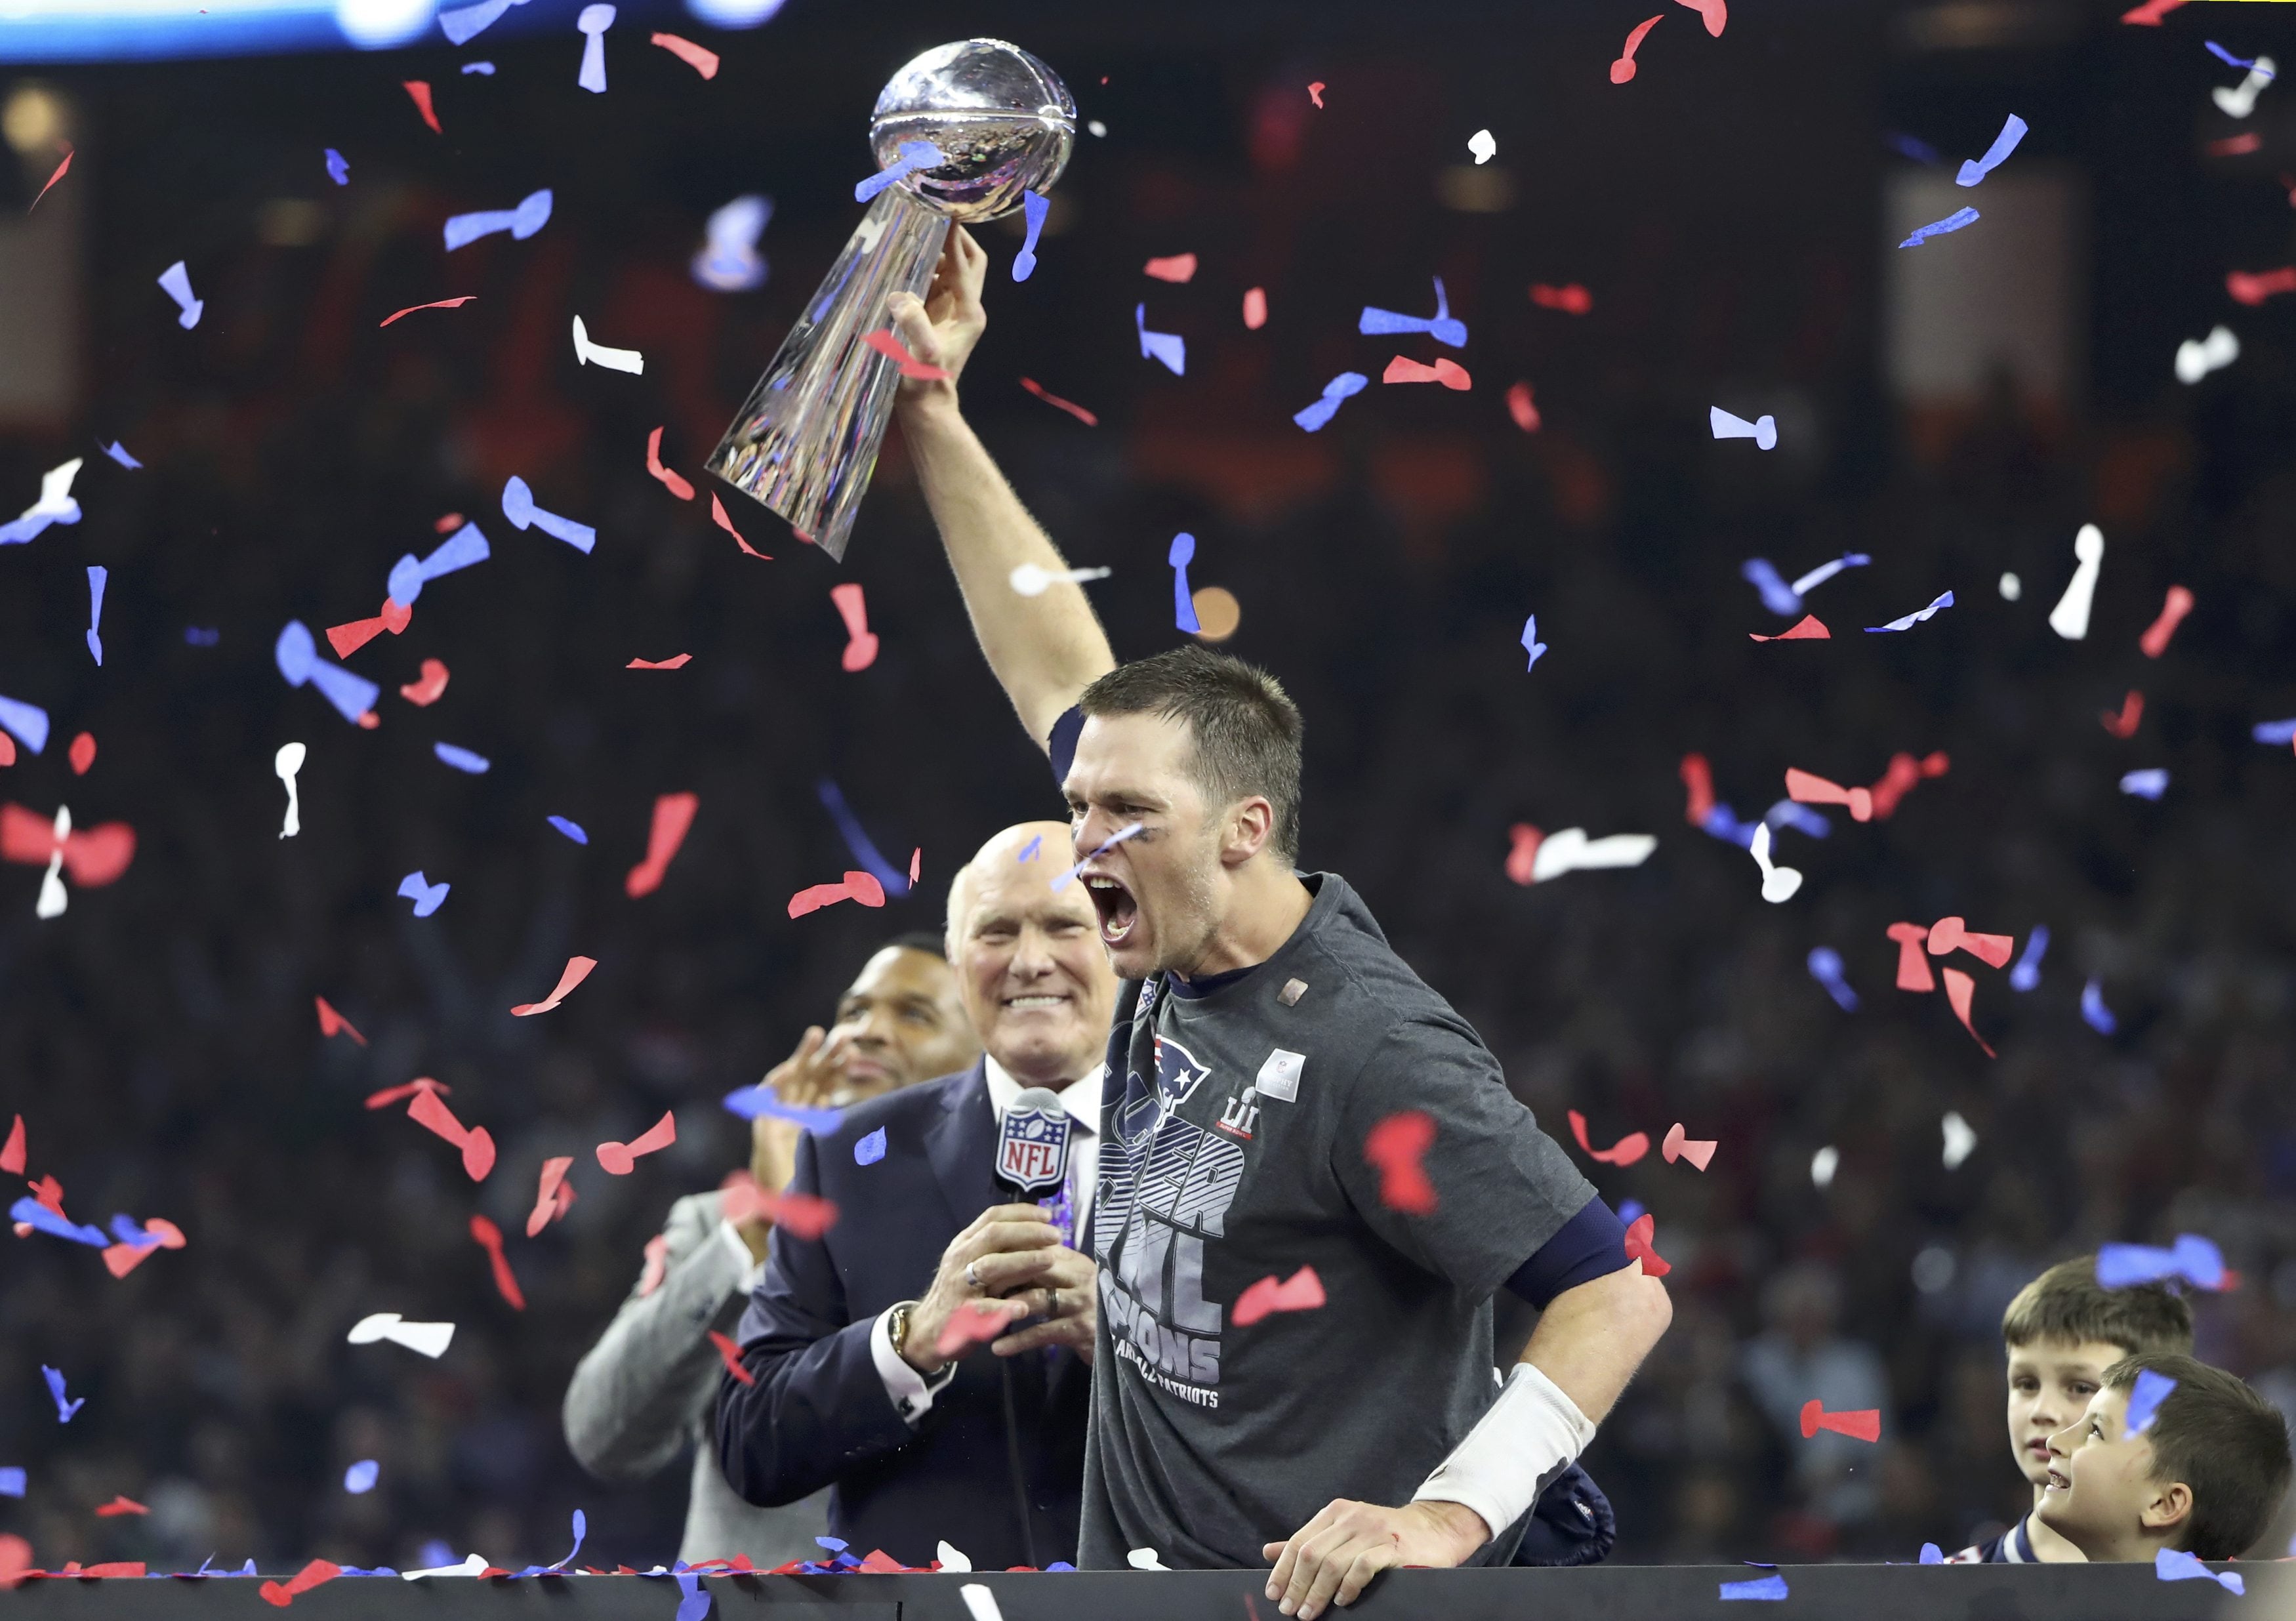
[
  {"left": 1078, "top": 647, "right": 1304, "bottom": 863},
  {"left": 2105, "top": 1353, "right": 2292, "bottom": 1559},
  {"left": 2001, "top": 1256, "right": 2194, "bottom": 1357},
  {"left": 883, "top": 931, "right": 950, "bottom": 960}
]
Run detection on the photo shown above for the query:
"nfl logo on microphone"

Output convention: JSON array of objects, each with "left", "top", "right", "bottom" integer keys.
[{"left": 998, "top": 1103, "right": 1070, "bottom": 1193}]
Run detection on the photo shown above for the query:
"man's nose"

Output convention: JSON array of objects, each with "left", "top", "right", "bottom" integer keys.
[
  {"left": 1073, "top": 807, "right": 1119, "bottom": 855},
  {"left": 1008, "top": 925, "right": 1056, "bottom": 977}
]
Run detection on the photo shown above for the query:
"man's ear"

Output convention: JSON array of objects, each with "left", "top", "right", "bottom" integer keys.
[
  {"left": 1220, "top": 796, "right": 1275, "bottom": 867},
  {"left": 2139, "top": 1479, "right": 2194, "bottom": 1539}
]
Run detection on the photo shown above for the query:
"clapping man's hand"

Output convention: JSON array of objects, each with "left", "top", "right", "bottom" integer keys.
[{"left": 733, "top": 1025, "right": 848, "bottom": 1263}]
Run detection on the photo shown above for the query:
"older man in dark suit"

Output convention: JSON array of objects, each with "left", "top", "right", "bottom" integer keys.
[{"left": 716, "top": 821, "right": 1117, "bottom": 1569}]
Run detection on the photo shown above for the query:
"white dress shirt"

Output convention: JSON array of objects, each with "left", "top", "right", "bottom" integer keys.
[{"left": 870, "top": 1059, "right": 1104, "bottom": 1422}]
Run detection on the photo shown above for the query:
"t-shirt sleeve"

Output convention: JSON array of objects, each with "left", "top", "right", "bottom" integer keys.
[
  {"left": 1504, "top": 1195, "right": 1631, "bottom": 1308},
  {"left": 1335, "top": 1017, "right": 1598, "bottom": 1297},
  {"left": 1048, "top": 705, "right": 1085, "bottom": 787}
]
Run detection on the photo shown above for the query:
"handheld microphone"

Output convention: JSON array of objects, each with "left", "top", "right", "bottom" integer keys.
[{"left": 994, "top": 1086, "right": 1072, "bottom": 1199}]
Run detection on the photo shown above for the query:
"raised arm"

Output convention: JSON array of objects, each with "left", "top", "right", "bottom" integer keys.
[{"left": 888, "top": 228, "right": 1115, "bottom": 750}]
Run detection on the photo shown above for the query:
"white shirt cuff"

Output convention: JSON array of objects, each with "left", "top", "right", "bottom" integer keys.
[
  {"left": 716, "top": 1217, "right": 754, "bottom": 1275},
  {"left": 871, "top": 1305, "right": 956, "bottom": 1426}
]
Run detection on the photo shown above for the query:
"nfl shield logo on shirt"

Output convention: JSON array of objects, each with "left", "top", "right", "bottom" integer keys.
[{"left": 996, "top": 1101, "right": 1071, "bottom": 1193}]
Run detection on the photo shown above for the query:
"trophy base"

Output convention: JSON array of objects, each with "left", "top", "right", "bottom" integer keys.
[{"left": 707, "top": 190, "right": 951, "bottom": 563}]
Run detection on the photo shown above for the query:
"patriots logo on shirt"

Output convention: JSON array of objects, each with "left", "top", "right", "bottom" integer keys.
[{"left": 1115, "top": 1035, "right": 1212, "bottom": 1150}]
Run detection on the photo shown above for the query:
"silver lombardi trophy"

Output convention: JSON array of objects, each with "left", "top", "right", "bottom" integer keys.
[{"left": 705, "top": 40, "right": 1075, "bottom": 562}]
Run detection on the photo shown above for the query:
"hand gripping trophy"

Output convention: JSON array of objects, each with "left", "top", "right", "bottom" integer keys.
[{"left": 705, "top": 39, "right": 1075, "bottom": 561}]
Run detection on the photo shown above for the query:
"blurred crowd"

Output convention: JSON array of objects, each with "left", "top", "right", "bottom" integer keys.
[{"left": 3, "top": 0, "right": 2295, "bottom": 1575}]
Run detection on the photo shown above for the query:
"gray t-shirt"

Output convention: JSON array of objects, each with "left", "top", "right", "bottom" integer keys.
[{"left": 1078, "top": 872, "right": 1597, "bottom": 1569}]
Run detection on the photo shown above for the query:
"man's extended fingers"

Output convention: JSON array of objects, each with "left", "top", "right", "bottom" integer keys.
[
  {"left": 960, "top": 1248, "right": 1063, "bottom": 1296},
  {"left": 1278, "top": 1525, "right": 1352, "bottom": 1618},
  {"left": 1329, "top": 1544, "right": 1399, "bottom": 1613}
]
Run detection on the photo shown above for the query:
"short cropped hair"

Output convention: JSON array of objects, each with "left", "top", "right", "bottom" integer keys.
[
  {"left": 2105, "top": 1353, "right": 2291, "bottom": 1558},
  {"left": 2001, "top": 1256, "right": 2194, "bottom": 1358},
  {"left": 882, "top": 930, "right": 949, "bottom": 960},
  {"left": 1078, "top": 647, "right": 1304, "bottom": 863}
]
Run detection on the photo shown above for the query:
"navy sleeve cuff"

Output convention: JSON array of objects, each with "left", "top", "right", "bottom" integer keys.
[
  {"left": 1504, "top": 1195, "right": 1633, "bottom": 1309},
  {"left": 1048, "top": 705, "right": 1084, "bottom": 786}
]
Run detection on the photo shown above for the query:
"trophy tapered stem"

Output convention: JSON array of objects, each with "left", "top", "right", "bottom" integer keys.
[{"left": 707, "top": 190, "right": 951, "bottom": 562}]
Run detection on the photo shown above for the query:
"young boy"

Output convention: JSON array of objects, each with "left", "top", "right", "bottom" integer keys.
[
  {"left": 1950, "top": 1255, "right": 2193, "bottom": 1563},
  {"left": 2035, "top": 1353, "right": 2291, "bottom": 1563}
]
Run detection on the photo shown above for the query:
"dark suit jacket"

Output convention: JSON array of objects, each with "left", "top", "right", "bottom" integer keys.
[{"left": 715, "top": 1061, "right": 1091, "bottom": 1569}]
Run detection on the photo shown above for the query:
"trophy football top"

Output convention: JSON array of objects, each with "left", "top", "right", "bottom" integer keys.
[{"left": 868, "top": 39, "right": 1075, "bottom": 224}]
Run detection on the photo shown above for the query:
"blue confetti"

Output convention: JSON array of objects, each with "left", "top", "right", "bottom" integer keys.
[
  {"left": 548, "top": 815, "right": 588, "bottom": 844},
  {"left": 0, "top": 694, "right": 51, "bottom": 756},
  {"left": 325, "top": 148, "right": 350, "bottom": 186},
  {"left": 1616, "top": 1199, "right": 1645, "bottom": 1225},
  {"left": 1012, "top": 190, "right": 1049, "bottom": 281},
  {"left": 2156, "top": 1548, "right": 2243, "bottom": 1594},
  {"left": 1520, "top": 615, "right": 1548, "bottom": 671},
  {"left": 2081, "top": 977, "right": 2116, "bottom": 1035},
  {"left": 1170, "top": 533, "right": 1201, "bottom": 632},
  {"left": 1136, "top": 304, "right": 1185, "bottom": 375},
  {"left": 1887, "top": 133, "right": 1940, "bottom": 165},
  {"left": 2253, "top": 718, "right": 2296, "bottom": 746},
  {"left": 0, "top": 1467, "right": 22, "bottom": 1496},
  {"left": 1699, "top": 803, "right": 1763, "bottom": 850},
  {"left": 101, "top": 440, "right": 142, "bottom": 470},
  {"left": 42, "top": 1365, "right": 82, "bottom": 1423},
  {"left": 1866, "top": 590, "right": 1954, "bottom": 632},
  {"left": 2124, "top": 1368, "right": 2177, "bottom": 1435},
  {"left": 1017, "top": 835, "right": 1042, "bottom": 862},
  {"left": 1899, "top": 207, "right": 1980, "bottom": 249},
  {"left": 461, "top": 60, "right": 495, "bottom": 73},
  {"left": 676, "top": 1570, "right": 712, "bottom": 1621},
  {"left": 445, "top": 189, "right": 554, "bottom": 253},
  {"left": 2098, "top": 1233, "right": 2224, "bottom": 1291},
  {"left": 722, "top": 1086, "right": 844, "bottom": 1134},
  {"left": 11, "top": 1197, "right": 109, "bottom": 1247},
  {"left": 184, "top": 627, "right": 218, "bottom": 646},
  {"left": 1358, "top": 277, "right": 1467, "bottom": 348},
  {"left": 86, "top": 565, "right": 105, "bottom": 666},
  {"left": 1956, "top": 114, "right": 2027, "bottom": 187},
  {"left": 275, "top": 621, "right": 379, "bottom": 726},
  {"left": 434, "top": 742, "right": 491, "bottom": 774},
  {"left": 855, "top": 1128, "right": 887, "bottom": 1166},
  {"left": 397, "top": 871, "right": 451, "bottom": 918},
  {"left": 344, "top": 1459, "right": 379, "bottom": 1493},
  {"left": 386, "top": 521, "right": 489, "bottom": 607},
  {"left": 1720, "top": 1574, "right": 1789, "bottom": 1601},
  {"left": 2009, "top": 924, "right": 2049, "bottom": 992},
  {"left": 1918, "top": 1543, "right": 1942, "bottom": 1564},
  {"left": 815, "top": 779, "right": 909, "bottom": 897},
  {"left": 2205, "top": 41, "right": 2272, "bottom": 79},
  {"left": 855, "top": 139, "right": 946, "bottom": 205},
  {"left": 1292, "top": 371, "right": 1367, "bottom": 432},
  {"left": 1763, "top": 801, "right": 1830, "bottom": 840},
  {"left": 1741, "top": 558, "right": 1801, "bottom": 617},
  {"left": 2120, "top": 768, "right": 2168, "bottom": 800},
  {"left": 1807, "top": 947, "right": 1859, "bottom": 1012}
]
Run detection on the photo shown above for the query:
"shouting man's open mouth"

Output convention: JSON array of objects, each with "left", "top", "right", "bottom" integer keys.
[{"left": 1086, "top": 873, "right": 1138, "bottom": 945}]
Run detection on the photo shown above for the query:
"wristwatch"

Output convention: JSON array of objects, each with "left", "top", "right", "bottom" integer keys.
[{"left": 889, "top": 1300, "right": 918, "bottom": 1361}]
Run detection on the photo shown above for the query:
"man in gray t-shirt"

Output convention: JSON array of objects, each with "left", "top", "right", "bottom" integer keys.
[{"left": 877, "top": 229, "right": 1673, "bottom": 1618}]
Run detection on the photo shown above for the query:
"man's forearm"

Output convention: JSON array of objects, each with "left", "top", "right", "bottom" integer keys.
[
  {"left": 1516, "top": 1262, "right": 1673, "bottom": 1422},
  {"left": 899, "top": 398, "right": 1115, "bottom": 749}
]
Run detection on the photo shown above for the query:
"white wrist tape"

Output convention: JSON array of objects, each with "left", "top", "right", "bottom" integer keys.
[{"left": 1411, "top": 1362, "right": 1596, "bottom": 1543}]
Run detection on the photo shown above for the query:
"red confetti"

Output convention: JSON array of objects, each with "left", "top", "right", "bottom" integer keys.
[
  {"left": 1382, "top": 355, "right": 1471, "bottom": 390},
  {"left": 259, "top": 1559, "right": 342, "bottom": 1608},
  {"left": 434, "top": 512, "right": 464, "bottom": 533},
  {"left": 1, "top": 1114, "right": 24, "bottom": 1175},
  {"left": 1799, "top": 1399, "right": 1880, "bottom": 1442},
  {"left": 861, "top": 328, "right": 948, "bottom": 380},
  {"left": 908, "top": 846, "right": 921, "bottom": 886},
  {"left": 0, "top": 732, "right": 13, "bottom": 766},
  {"left": 401, "top": 80, "right": 441, "bottom": 133},
  {"left": 2120, "top": 0, "right": 2187, "bottom": 22},
  {"left": 1363, "top": 1111, "right": 1437, "bottom": 1214},
  {"left": 1610, "top": 14, "right": 1662, "bottom": 83},
  {"left": 1865, "top": 750, "right": 1948, "bottom": 818},
  {"left": 626, "top": 654, "right": 693, "bottom": 670},
  {"left": 2228, "top": 267, "right": 2296, "bottom": 306},
  {"left": 1307, "top": 81, "right": 1326, "bottom": 108},
  {"left": 102, "top": 1218, "right": 185, "bottom": 1279},
  {"left": 1506, "top": 381, "right": 1541, "bottom": 432},
  {"left": 830, "top": 582, "right": 879, "bottom": 671},
  {"left": 92, "top": 1497, "right": 146, "bottom": 1517},
  {"left": 1143, "top": 253, "right": 1198, "bottom": 283},
  {"left": 650, "top": 31, "right": 719, "bottom": 77},
  {"left": 1784, "top": 768, "right": 1872, "bottom": 823},
  {"left": 66, "top": 733, "right": 94, "bottom": 776},
  {"left": 2140, "top": 585, "right": 2193, "bottom": 658},
  {"left": 625, "top": 791, "right": 699, "bottom": 898},
  {"left": 596, "top": 1109, "right": 676, "bottom": 1176},
  {"left": 0, "top": 1533, "right": 29, "bottom": 1590},
  {"left": 1677, "top": 0, "right": 1726, "bottom": 37},
  {"left": 857, "top": 1550, "right": 907, "bottom": 1574},
  {"left": 407, "top": 1088, "right": 496, "bottom": 1181},
  {"left": 72, "top": 1562, "right": 149, "bottom": 1578},
  {"left": 1886, "top": 922, "right": 1935, "bottom": 992},
  {"left": 788, "top": 871, "right": 886, "bottom": 918},
  {"left": 0, "top": 805, "right": 135, "bottom": 886},
  {"left": 511, "top": 954, "right": 597, "bottom": 1017},
  {"left": 1679, "top": 754, "right": 1716, "bottom": 826},
  {"left": 1662, "top": 1122, "right": 1716, "bottom": 1170},
  {"left": 1750, "top": 615, "right": 1829, "bottom": 642},
  {"left": 1504, "top": 823, "right": 1542, "bottom": 886},
  {"left": 399, "top": 658, "right": 449, "bottom": 706},
  {"left": 2207, "top": 133, "right": 2263, "bottom": 157},
  {"left": 326, "top": 597, "right": 412, "bottom": 659},
  {"left": 379, "top": 296, "right": 475, "bottom": 328},
  {"left": 1622, "top": 1212, "right": 1671, "bottom": 1276},
  {"left": 722, "top": 1171, "right": 840, "bottom": 1241},
  {"left": 363, "top": 1077, "right": 445, "bottom": 1110},
  {"left": 935, "top": 1298, "right": 1019, "bottom": 1357},
  {"left": 1018, "top": 377, "right": 1099, "bottom": 426},
  {"left": 710, "top": 1329, "right": 756, "bottom": 1386},
  {"left": 28, "top": 147, "right": 71, "bottom": 213},
  {"left": 1567, "top": 1109, "right": 1649, "bottom": 1166},
  {"left": 1232, "top": 1265, "right": 1325, "bottom": 1326},
  {"left": 526, "top": 1155, "right": 576, "bottom": 1237},
  {"left": 709, "top": 493, "right": 773, "bottom": 559},
  {"left": 1528, "top": 283, "right": 1593, "bottom": 315},
  {"left": 1242, "top": 287, "right": 1268, "bottom": 329},
  {"left": 1940, "top": 966, "right": 1995, "bottom": 1057},
  {"left": 644, "top": 425, "right": 695, "bottom": 501},
  {"left": 2101, "top": 690, "right": 2143, "bottom": 738},
  {"left": 469, "top": 1215, "right": 525, "bottom": 1309}
]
